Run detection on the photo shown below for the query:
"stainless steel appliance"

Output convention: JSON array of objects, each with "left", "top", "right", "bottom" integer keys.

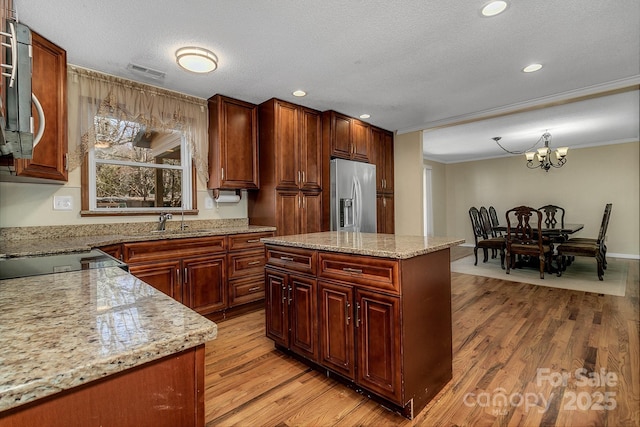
[
  {"left": 0, "top": 249, "right": 128, "bottom": 280},
  {"left": 330, "top": 158, "right": 376, "bottom": 233},
  {"left": 0, "top": 16, "right": 45, "bottom": 159}
]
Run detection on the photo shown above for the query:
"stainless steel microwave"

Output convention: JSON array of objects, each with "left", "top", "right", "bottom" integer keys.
[{"left": 0, "top": 19, "right": 45, "bottom": 159}]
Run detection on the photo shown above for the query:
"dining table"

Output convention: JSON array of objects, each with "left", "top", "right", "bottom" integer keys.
[
  {"left": 493, "top": 223, "right": 584, "bottom": 273},
  {"left": 493, "top": 223, "right": 584, "bottom": 236}
]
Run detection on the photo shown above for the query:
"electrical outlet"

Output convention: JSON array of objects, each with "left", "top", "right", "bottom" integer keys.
[
  {"left": 205, "top": 197, "right": 214, "bottom": 209},
  {"left": 53, "top": 195, "right": 73, "bottom": 211}
]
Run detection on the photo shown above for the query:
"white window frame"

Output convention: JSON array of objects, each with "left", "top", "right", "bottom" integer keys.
[{"left": 87, "top": 132, "right": 192, "bottom": 213}]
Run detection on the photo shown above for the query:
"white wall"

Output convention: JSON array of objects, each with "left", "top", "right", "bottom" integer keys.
[{"left": 0, "top": 170, "right": 247, "bottom": 227}]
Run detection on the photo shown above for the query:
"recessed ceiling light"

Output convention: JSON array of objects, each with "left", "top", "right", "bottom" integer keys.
[
  {"left": 359, "top": 114, "right": 371, "bottom": 119},
  {"left": 522, "top": 63, "right": 543, "bottom": 73},
  {"left": 175, "top": 47, "right": 218, "bottom": 73},
  {"left": 481, "top": 1, "right": 508, "bottom": 16},
  {"left": 292, "top": 90, "right": 306, "bottom": 97}
]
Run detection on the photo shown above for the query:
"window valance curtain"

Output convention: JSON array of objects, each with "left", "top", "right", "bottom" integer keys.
[{"left": 67, "top": 65, "right": 209, "bottom": 182}]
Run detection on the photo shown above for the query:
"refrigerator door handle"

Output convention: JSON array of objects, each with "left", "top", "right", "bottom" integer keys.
[{"left": 353, "top": 176, "right": 363, "bottom": 232}]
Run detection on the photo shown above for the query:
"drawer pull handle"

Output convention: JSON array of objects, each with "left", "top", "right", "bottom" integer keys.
[
  {"left": 280, "top": 256, "right": 295, "bottom": 261},
  {"left": 343, "top": 267, "right": 363, "bottom": 274},
  {"left": 248, "top": 286, "right": 261, "bottom": 292},
  {"left": 247, "top": 239, "right": 261, "bottom": 243},
  {"left": 247, "top": 261, "right": 261, "bottom": 265}
]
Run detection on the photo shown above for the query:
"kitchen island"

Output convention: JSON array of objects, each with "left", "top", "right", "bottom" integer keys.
[
  {"left": 261, "top": 231, "right": 464, "bottom": 419},
  {"left": 0, "top": 266, "right": 217, "bottom": 427}
]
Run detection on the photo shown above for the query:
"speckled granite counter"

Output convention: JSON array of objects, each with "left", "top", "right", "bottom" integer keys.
[
  {"left": 261, "top": 231, "right": 464, "bottom": 259},
  {"left": 0, "top": 266, "right": 218, "bottom": 412},
  {"left": 0, "top": 224, "right": 276, "bottom": 258}
]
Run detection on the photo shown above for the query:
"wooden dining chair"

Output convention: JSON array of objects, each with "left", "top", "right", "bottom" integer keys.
[
  {"left": 469, "top": 207, "right": 505, "bottom": 268},
  {"left": 505, "top": 206, "right": 554, "bottom": 279},
  {"left": 488, "top": 206, "right": 502, "bottom": 236},
  {"left": 538, "top": 204, "right": 567, "bottom": 243},
  {"left": 556, "top": 203, "right": 612, "bottom": 280},
  {"left": 480, "top": 206, "right": 498, "bottom": 258}
]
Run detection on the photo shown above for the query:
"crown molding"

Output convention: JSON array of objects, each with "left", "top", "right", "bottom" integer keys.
[{"left": 399, "top": 76, "right": 640, "bottom": 135}]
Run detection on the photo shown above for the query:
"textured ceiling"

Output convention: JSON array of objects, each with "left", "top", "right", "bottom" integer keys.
[{"left": 14, "top": 0, "right": 640, "bottom": 162}]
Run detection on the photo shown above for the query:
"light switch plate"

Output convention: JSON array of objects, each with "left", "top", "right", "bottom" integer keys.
[
  {"left": 53, "top": 195, "right": 73, "bottom": 211},
  {"left": 205, "top": 197, "right": 214, "bottom": 209}
]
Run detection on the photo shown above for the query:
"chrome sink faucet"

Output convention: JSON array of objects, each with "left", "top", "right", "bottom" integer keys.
[{"left": 157, "top": 212, "right": 172, "bottom": 231}]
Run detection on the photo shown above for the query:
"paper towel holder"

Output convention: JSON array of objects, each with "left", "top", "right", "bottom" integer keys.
[{"left": 212, "top": 188, "right": 242, "bottom": 204}]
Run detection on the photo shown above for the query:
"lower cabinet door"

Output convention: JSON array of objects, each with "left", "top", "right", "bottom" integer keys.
[
  {"left": 129, "top": 260, "right": 182, "bottom": 303},
  {"left": 289, "top": 274, "right": 318, "bottom": 362},
  {"left": 265, "top": 268, "right": 289, "bottom": 347},
  {"left": 182, "top": 254, "right": 226, "bottom": 314},
  {"left": 356, "top": 289, "right": 402, "bottom": 403},
  {"left": 319, "top": 280, "right": 355, "bottom": 379}
]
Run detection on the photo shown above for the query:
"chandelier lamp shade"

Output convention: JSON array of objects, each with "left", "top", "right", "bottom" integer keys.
[
  {"left": 493, "top": 132, "right": 568, "bottom": 172},
  {"left": 175, "top": 47, "right": 218, "bottom": 73}
]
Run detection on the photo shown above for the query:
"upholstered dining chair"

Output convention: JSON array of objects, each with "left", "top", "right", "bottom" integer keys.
[
  {"left": 505, "top": 206, "right": 554, "bottom": 279},
  {"left": 556, "top": 203, "right": 612, "bottom": 280},
  {"left": 469, "top": 207, "right": 505, "bottom": 268}
]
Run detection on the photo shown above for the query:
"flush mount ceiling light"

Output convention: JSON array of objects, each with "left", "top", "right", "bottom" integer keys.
[
  {"left": 359, "top": 114, "right": 371, "bottom": 119},
  {"left": 292, "top": 90, "right": 306, "bottom": 97},
  {"left": 175, "top": 47, "right": 218, "bottom": 73},
  {"left": 481, "top": 1, "right": 508, "bottom": 17},
  {"left": 523, "top": 63, "right": 543, "bottom": 73}
]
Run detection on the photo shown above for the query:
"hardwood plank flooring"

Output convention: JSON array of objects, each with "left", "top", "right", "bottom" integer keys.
[{"left": 205, "top": 247, "right": 639, "bottom": 426}]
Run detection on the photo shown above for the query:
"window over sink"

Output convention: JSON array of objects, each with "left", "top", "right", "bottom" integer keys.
[{"left": 88, "top": 117, "right": 192, "bottom": 211}]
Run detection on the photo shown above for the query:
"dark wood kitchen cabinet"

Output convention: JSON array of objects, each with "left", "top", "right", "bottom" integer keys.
[
  {"left": 371, "top": 126, "right": 394, "bottom": 193},
  {"left": 265, "top": 243, "right": 453, "bottom": 419},
  {"left": 249, "top": 98, "right": 323, "bottom": 235},
  {"left": 105, "top": 231, "right": 273, "bottom": 318},
  {"left": 227, "top": 231, "right": 274, "bottom": 307},
  {"left": 376, "top": 193, "right": 395, "bottom": 234},
  {"left": 322, "top": 110, "right": 370, "bottom": 163},
  {"left": 128, "top": 259, "right": 183, "bottom": 303},
  {"left": 0, "top": 31, "right": 68, "bottom": 182},
  {"left": 265, "top": 267, "right": 318, "bottom": 362},
  {"left": 122, "top": 236, "right": 227, "bottom": 316},
  {"left": 207, "top": 94, "right": 259, "bottom": 191}
]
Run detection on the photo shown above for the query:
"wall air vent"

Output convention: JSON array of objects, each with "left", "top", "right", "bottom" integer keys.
[{"left": 126, "top": 63, "right": 166, "bottom": 81}]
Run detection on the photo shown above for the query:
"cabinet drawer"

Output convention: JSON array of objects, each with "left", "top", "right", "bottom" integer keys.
[
  {"left": 318, "top": 252, "right": 399, "bottom": 294},
  {"left": 265, "top": 245, "right": 317, "bottom": 275},
  {"left": 123, "top": 236, "right": 226, "bottom": 263},
  {"left": 228, "top": 249, "right": 266, "bottom": 278},
  {"left": 227, "top": 232, "right": 274, "bottom": 251},
  {"left": 229, "top": 275, "right": 265, "bottom": 306}
]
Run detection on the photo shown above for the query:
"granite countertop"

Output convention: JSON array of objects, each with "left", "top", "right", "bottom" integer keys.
[
  {"left": 0, "top": 224, "right": 276, "bottom": 258},
  {"left": 0, "top": 267, "right": 218, "bottom": 412},
  {"left": 261, "top": 231, "right": 465, "bottom": 259}
]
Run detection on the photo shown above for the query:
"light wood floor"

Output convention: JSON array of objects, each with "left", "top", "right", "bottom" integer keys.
[{"left": 204, "top": 247, "right": 639, "bottom": 426}]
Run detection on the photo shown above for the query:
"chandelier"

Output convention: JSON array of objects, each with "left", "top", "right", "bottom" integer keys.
[{"left": 493, "top": 132, "right": 568, "bottom": 172}]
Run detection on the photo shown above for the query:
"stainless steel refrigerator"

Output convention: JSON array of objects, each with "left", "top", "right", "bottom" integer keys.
[{"left": 330, "top": 158, "right": 377, "bottom": 233}]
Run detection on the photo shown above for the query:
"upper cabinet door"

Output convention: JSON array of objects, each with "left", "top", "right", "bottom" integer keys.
[
  {"left": 371, "top": 126, "right": 394, "bottom": 193},
  {"left": 382, "top": 131, "right": 394, "bottom": 192},
  {"left": 328, "top": 111, "right": 352, "bottom": 160},
  {"left": 298, "top": 107, "right": 322, "bottom": 192},
  {"left": 208, "top": 94, "right": 259, "bottom": 190},
  {"left": 325, "top": 111, "right": 370, "bottom": 163},
  {"left": 273, "top": 100, "right": 299, "bottom": 190},
  {"left": 350, "top": 119, "right": 370, "bottom": 163},
  {"left": 5, "top": 31, "right": 68, "bottom": 182}
]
